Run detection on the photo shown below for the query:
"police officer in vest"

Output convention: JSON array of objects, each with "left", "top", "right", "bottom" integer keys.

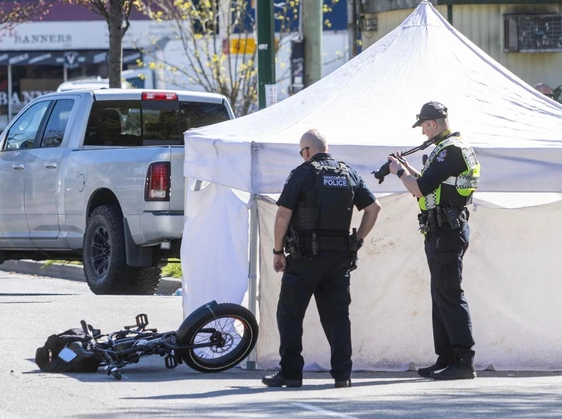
[
  {"left": 388, "top": 102, "right": 480, "bottom": 380},
  {"left": 262, "top": 129, "right": 381, "bottom": 388}
]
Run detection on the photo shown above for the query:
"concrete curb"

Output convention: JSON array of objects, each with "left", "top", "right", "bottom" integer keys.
[{"left": 0, "top": 260, "right": 182, "bottom": 295}]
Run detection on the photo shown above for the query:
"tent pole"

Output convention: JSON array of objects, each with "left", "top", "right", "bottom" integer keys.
[{"left": 246, "top": 194, "right": 259, "bottom": 370}]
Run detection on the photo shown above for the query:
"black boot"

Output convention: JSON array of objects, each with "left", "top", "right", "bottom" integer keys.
[
  {"left": 262, "top": 372, "right": 302, "bottom": 388},
  {"left": 417, "top": 356, "right": 451, "bottom": 378},
  {"left": 431, "top": 358, "right": 476, "bottom": 380}
]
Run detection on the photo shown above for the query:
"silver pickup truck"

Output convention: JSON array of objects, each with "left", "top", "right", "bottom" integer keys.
[{"left": 0, "top": 89, "right": 234, "bottom": 295}]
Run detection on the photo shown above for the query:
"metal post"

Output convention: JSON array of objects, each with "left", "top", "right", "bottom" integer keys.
[
  {"left": 246, "top": 194, "right": 259, "bottom": 370},
  {"left": 303, "top": 0, "right": 322, "bottom": 87},
  {"left": 7, "top": 65, "right": 12, "bottom": 122},
  {"left": 447, "top": 5, "right": 453, "bottom": 25},
  {"left": 256, "top": 0, "right": 276, "bottom": 109}
]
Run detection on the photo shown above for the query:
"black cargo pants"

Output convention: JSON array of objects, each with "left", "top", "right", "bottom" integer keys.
[
  {"left": 277, "top": 251, "right": 352, "bottom": 381},
  {"left": 424, "top": 219, "right": 475, "bottom": 365}
]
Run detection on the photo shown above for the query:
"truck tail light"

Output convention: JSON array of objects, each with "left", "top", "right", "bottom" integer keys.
[
  {"left": 142, "top": 92, "right": 178, "bottom": 101},
  {"left": 145, "top": 162, "right": 170, "bottom": 201}
]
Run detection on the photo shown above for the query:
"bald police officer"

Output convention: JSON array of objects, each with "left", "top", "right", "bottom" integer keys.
[
  {"left": 388, "top": 102, "right": 480, "bottom": 380},
  {"left": 262, "top": 129, "right": 381, "bottom": 388}
]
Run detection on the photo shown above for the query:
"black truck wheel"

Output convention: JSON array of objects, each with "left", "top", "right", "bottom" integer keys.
[
  {"left": 83, "top": 205, "right": 140, "bottom": 295},
  {"left": 119, "top": 267, "right": 162, "bottom": 295}
]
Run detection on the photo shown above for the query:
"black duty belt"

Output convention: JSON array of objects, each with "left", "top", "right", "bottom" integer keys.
[
  {"left": 419, "top": 206, "right": 468, "bottom": 233},
  {"left": 317, "top": 235, "right": 349, "bottom": 252}
]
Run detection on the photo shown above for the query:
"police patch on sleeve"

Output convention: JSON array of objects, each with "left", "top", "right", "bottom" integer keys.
[
  {"left": 322, "top": 174, "right": 348, "bottom": 188},
  {"left": 284, "top": 171, "right": 294, "bottom": 185},
  {"left": 436, "top": 150, "right": 447, "bottom": 162}
]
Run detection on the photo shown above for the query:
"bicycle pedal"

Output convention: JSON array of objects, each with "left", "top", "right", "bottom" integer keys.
[
  {"left": 135, "top": 314, "right": 149, "bottom": 329},
  {"left": 165, "top": 354, "right": 178, "bottom": 369}
]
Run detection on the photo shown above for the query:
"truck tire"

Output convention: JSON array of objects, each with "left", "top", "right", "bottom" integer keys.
[
  {"left": 120, "top": 267, "right": 162, "bottom": 295},
  {"left": 83, "top": 205, "right": 140, "bottom": 295}
]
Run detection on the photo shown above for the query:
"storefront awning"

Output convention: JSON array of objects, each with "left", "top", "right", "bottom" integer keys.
[{"left": 0, "top": 49, "right": 141, "bottom": 67}]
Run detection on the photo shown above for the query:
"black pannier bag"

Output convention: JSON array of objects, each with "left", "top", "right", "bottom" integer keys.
[{"left": 35, "top": 327, "right": 100, "bottom": 373}]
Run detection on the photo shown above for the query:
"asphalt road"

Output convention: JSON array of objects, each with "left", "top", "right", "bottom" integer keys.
[{"left": 1, "top": 271, "right": 561, "bottom": 419}]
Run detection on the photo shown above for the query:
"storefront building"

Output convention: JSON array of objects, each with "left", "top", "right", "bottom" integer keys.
[{"left": 0, "top": 2, "right": 173, "bottom": 130}]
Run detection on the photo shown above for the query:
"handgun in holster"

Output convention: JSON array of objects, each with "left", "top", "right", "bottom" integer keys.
[{"left": 284, "top": 225, "right": 303, "bottom": 260}]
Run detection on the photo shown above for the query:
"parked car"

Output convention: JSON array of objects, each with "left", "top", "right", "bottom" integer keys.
[
  {"left": 0, "top": 89, "right": 234, "bottom": 294},
  {"left": 56, "top": 68, "right": 158, "bottom": 92}
]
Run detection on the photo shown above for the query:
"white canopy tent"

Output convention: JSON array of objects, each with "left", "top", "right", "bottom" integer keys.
[{"left": 181, "top": 1, "right": 562, "bottom": 370}]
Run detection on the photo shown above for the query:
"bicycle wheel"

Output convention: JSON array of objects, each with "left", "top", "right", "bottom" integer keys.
[{"left": 176, "top": 303, "right": 258, "bottom": 373}]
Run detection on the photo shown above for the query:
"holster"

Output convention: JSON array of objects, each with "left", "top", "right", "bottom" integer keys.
[
  {"left": 283, "top": 226, "right": 303, "bottom": 260},
  {"left": 418, "top": 212, "right": 429, "bottom": 234},
  {"left": 349, "top": 228, "right": 359, "bottom": 271}
]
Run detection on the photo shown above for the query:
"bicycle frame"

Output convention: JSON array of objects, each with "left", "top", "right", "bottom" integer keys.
[{"left": 61, "top": 300, "right": 258, "bottom": 380}]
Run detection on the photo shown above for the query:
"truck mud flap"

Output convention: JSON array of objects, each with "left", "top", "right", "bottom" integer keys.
[{"left": 123, "top": 218, "right": 154, "bottom": 268}]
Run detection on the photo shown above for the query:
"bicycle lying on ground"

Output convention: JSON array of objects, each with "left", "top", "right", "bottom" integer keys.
[{"left": 35, "top": 301, "right": 259, "bottom": 380}]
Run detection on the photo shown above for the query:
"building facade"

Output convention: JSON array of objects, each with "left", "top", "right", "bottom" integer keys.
[
  {"left": 0, "top": 1, "right": 352, "bottom": 126},
  {"left": 0, "top": 2, "right": 176, "bottom": 130},
  {"left": 360, "top": 0, "right": 562, "bottom": 92}
]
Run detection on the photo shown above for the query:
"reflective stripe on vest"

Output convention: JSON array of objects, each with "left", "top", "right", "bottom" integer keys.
[{"left": 419, "top": 134, "right": 480, "bottom": 211}]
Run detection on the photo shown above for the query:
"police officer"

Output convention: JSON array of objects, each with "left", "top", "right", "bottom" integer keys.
[
  {"left": 262, "top": 129, "right": 381, "bottom": 388},
  {"left": 388, "top": 102, "right": 480, "bottom": 380}
]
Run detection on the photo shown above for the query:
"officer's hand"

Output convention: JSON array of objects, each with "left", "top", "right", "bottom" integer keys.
[
  {"left": 395, "top": 152, "right": 408, "bottom": 163},
  {"left": 388, "top": 155, "right": 403, "bottom": 175},
  {"left": 396, "top": 152, "right": 417, "bottom": 173},
  {"left": 273, "top": 254, "right": 286, "bottom": 273}
]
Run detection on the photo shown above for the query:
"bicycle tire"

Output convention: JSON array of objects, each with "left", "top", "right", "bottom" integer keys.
[{"left": 176, "top": 303, "right": 258, "bottom": 373}]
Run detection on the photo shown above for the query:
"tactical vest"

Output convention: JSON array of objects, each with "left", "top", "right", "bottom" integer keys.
[
  {"left": 419, "top": 132, "right": 480, "bottom": 211},
  {"left": 290, "top": 159, "right": 355, "bottom": 235}
]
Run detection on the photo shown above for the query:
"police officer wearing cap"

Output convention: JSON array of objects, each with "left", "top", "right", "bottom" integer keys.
[
  {"left": 262, "top": 129, "right": 381, "bottom": 389},
  {"left": 388, "top": 102, "right": 480, "bottom": 380}
]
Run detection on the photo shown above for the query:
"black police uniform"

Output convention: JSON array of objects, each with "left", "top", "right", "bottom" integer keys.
[
  {"left": 417, "top": 130, "right": 478, "bottom": 368},
  {"left": 275, "top": 153, "right": 376, "bottom": 382}
]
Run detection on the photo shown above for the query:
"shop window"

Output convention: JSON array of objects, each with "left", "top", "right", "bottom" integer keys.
[
  {"left": 41, "top": 99, "right": 74, "bottom": 148},
  {"left": 3, "top": 101, "right": 50, "bottom": 151},
  {"left": 504, "top": 13, "right": 562, "bottom": 52}
]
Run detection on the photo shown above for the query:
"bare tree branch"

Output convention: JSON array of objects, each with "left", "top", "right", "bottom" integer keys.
[
  {"left": 64, "top": 1, "right": 150, "bottom": 88},
  {"left": 0, "top": 0, "right": 52, "bottom": 29}
]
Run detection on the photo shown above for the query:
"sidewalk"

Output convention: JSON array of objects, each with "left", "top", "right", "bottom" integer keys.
[{"left": 0, "top": 260, "right": 182, "bottom": 295}]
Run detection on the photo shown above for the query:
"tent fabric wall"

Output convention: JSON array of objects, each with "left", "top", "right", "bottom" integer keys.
[
  {"left": 180, "top": 182, "right": 249, "bottom": 315},
  {"left": 257, "top": 195, "right": 562, "bottom": 371}
]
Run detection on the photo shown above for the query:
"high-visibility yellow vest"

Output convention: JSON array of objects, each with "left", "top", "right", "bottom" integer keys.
[{"left": 418, "top": 133, "right": 480, "bottom": 211}]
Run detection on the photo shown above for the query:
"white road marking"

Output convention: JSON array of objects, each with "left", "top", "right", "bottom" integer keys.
[{"left": 292, "top": 402, "right": 360, "bottom": 419}]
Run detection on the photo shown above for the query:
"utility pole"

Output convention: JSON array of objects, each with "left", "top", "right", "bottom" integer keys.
[
  {"left": 256, "top": 0, "right": 276, "bottom": 109},
  {"left": 303, "top": 0, "right": 322, "bottom": 87},
  {"left": 348, "top": 0, "right": 358, "bottom": 58}
]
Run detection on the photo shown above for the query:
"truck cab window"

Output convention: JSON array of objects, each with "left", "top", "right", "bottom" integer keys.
[
  {"left": 3, "top": 101, "right": 50, "bottom": 151},
  {"left": 84, "top": 99, "right": 230, "bottom": 147},
  {"left": 41, "top": 99, "right": 74, "bottom": 148},
  {"left": 85, "top": 101, "right": 141, "bottom": 147},
  {"left": 180, "top": 102, "right": 230, "bottom": 133},
  {"left": 142, "top": 100, "right": 181, "bottom": 146}
]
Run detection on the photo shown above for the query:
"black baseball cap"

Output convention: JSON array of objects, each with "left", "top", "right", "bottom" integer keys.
[{"left": 412, "top": 101, "right": 448, "bottom": 128}]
